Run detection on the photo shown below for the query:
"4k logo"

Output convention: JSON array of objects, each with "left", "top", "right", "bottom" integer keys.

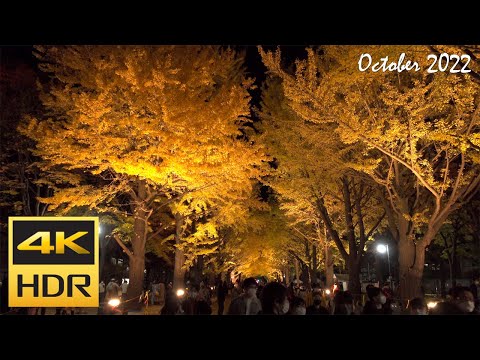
[
  {"left": 17, "top": 231, "right": 90, "bottom": 254},
  {"left": 8, "top": 217, "right": 99, "bottom": 307}
]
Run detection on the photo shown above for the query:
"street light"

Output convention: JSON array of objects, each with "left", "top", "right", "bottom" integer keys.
[{"left": 376, "top": 244, "right": 391, "bottom": 284}]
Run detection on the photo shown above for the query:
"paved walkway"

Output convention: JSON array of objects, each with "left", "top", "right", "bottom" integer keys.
[{"left": 31, "top": 295, "right": 233, "bottom": 315}]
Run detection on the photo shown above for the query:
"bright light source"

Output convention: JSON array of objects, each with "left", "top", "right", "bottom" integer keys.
[
  {"left": 99, "top": 226, "right": 103, "bottom": 235},
  {"left": 427, "top": 301, "right": 437, "bottom": 309},
  {"left": 108, "top": 298, "right": 120, "bottom": 307},
  {"left": 325, "top": 289, "right": 331, "bottom": 295},
  {"left": 176, "top": 289, "right": 185, "bottom": 297},
  {"left": 377, "top": 244, "right": 387, "bottom": 254}
]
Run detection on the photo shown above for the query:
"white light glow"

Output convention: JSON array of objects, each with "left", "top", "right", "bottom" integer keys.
[
  {"left": 108, "top": 298, "right": 120, "bottom": 307},
  {"left": 176, "top": 289, "right": 185, "bottom": 297},
  {"left": 325, "top": 289, "right": 331, "bottom": 295},
  {"left": 427, "top": 301, "right": 437, "bottom": 309},
  {"left": 377, "top": 244, "right": 387, "bottom": 254}
]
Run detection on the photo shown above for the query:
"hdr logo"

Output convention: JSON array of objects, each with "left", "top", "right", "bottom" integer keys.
[{"left": 8, "top": 217, "right": 99, "bottom": 307}]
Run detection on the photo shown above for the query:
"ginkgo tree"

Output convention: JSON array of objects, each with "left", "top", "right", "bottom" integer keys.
[
  {"left": 225, "top": 205, "right": 292, "bottom": 279},
  {"left": 20, "top": 45, "right": 266, "bottom": 303},
  {"left": 260, "top": 45, "right": 480, "bottom": 301},
  {"left": 257, "top": 77, "right": 385, "bottom": 296},
  {"left": 167, "top": 181, "right": 266, "bottom": 290}
]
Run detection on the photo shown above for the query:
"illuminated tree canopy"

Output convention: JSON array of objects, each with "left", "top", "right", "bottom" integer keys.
[
  {"left": 260, "top": 45, "right": 480, "bottom": 300},
  {"left": 1, "top": 44, "right": 479, "bottom": 309},
  {"left": 20, "top": 45, "right": 267, "bottom": 301},
  {"left": 257, "top": 77, "right": 385, "bottom": 295}
]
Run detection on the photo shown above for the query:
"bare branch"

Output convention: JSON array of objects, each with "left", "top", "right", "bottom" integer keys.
[
  {"left": 314, "top": 196, "right": 349, "bottom": 261},
  {"left": 147, "top": 226, "right": 165, "bottom": 241},
  {"left": 450, "top": 152, "right": 465, "bottom": 205},
  {"left": 366, "top": 211, "right": 386, "bottom": 240},
  {"left": 439, "top": 150, "right": 450, "bottom": 199},
  {"left": 113, "top": 233, "right": 133, "bottom": 258}
]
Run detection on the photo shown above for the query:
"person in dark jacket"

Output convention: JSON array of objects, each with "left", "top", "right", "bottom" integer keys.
[
  {"left": 469, "top": 279, "right": 478, "bottom": 301},
  {"left": 306, "top": 292, "right": 329, "bottom": 315},
  {"left": 217, "top": 280, "right": 228, "bottom": 315},
  {"left": 363, "top": 287, "right": 391, "bottom": 315},
  {"left": 228, "top": 277, "right": 262, "bottom": 315}
]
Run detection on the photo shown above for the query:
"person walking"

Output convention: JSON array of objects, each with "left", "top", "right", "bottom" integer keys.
[
  {"left": 362, "top": 287, "right": 392, "bottom": 315},
  {"left": 260, "top": 282, "right": 289, "bottom": 315},
  {"left": 228, "top": 278, "right": 262, "bottom": 315},
  {"left": 408, "top": 297, "right": 427, "bottom": 315},
  {"left": 121, "top": 279, "right": 129, "bottom": 301},
  {"left": 306, "top": 292, "right": 329, "bottom": 315},
  {"left": 99, "top": 280, "right": 106, "bottom": 301},
  {"left": 105, "top": 278, "right": 121, "bottom": 302},
  {"left": 217, "top": 280, "right": 228, "bottom": 315}
]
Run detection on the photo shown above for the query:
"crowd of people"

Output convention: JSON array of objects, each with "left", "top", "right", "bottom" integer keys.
[
  {"left": 158, "top": 277, "right": 480, "bottom": 315},
  {"left": 1, "top": 274, "right": 479, "bottom": 315}
]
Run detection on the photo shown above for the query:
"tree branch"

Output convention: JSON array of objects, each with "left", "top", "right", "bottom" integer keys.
[
  {"left": 292, "top": 226, "right": 320, "bottom": 244},
  {"left": 147, "top": 226, "right": 165, "bottom": 241},
  {"left": 439, "top": 150, "right": 450, "bottom": 199},
  {"left": 127, "top": 186, "right": 140, "bottom": 203},
  {"left": 353, "top": 181, "right": 366, "bottom": 253},
  {"left": 362, "top": 134, "right": 440, "bottom": 198},
  {"left": 342, "top": 177, "right": 357, "bottom": 257},
  {"left": 440, "top": 232, "right": 452, "bottom": 264},
  {"left": 366, "top": 211, "right": 386, "bottom": 240},
  {"left": 461, "top": 173, "right": 480, "bottom": 204},
  {"left": 449, "top": 152, "right": 465, "bottom": 206},
  {"left": 314, "top": 195, "right": 349, "bottom": 261},
  {"left": 113, "top": 233, "right": 133, "bottom": 258}
]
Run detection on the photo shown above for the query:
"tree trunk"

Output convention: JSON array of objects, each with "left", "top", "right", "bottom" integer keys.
[
  {"left": 304, "top": 240, "right": 313, "bottom": 287},
  {"left": 348, "top": 259, "right": 361, "bottom": 299},
  {"left": 452, "top": 237, "right": 457, "bottom": 287},
  {"left": 398, "top": 238, "right": 425, "bottom": 303},
  {"left": 126, "top": 254, "right": 145, "bottom": 307},
  {"left": 173, "top": 213, "right": 186, "bottom": 291},
  {"left": 445, "top": 254, "right": 453, "bottom": 289},
  {"left": 294, "top": 258, "right": 300, "bottom": 286},
  {"left": 125, "top": 180, "right": 148, "bottom": 310},
  {"left": 197, "top": 255, "right": 204, "bottom": 284},
  {"left": 325, "top": 243, "right": 334, "bottom": 289}
]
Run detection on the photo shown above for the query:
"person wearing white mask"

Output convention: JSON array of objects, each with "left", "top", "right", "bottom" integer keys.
[
  {"left": 289, "top": 296, "right": 307, "bottom": 315},
  {"left": 452, "top": 287, "right": 476, "bottom": 314},
  {"left": 431, "top": 286, "right": 476, "bottom": 315},
  {"left": 363, "top": 287, "right": 390, "bottom": 314},
  {"left": 260, "top": 281, "right": 290, "bottom": 315},
  {"left": 227, "top": 277, "right": 262, "bottom": 315}
]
